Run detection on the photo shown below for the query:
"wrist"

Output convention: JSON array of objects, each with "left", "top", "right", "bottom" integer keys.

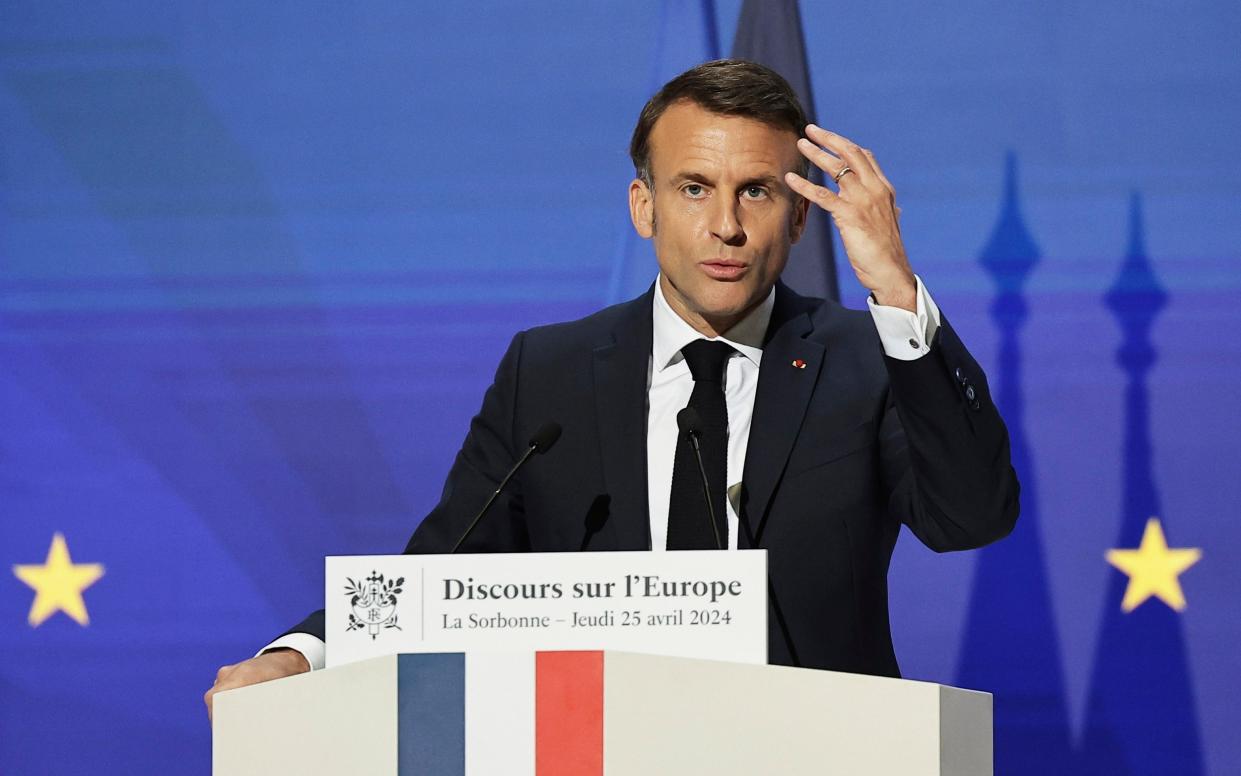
[
  {"left": 263, "top": 647, "right": 310, "bottom": 674},
  {"left": 871, "top": 274, "right": 917, "bottom": 312}
]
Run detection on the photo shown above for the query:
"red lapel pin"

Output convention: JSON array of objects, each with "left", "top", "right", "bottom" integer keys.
[{"left": 791, "top": 359, "right": 806, "bottom": 369}]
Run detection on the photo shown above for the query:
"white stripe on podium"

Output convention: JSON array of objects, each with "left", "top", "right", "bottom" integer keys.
[{"left": 465, "top": 652, "right": 536, "bottom": 776}]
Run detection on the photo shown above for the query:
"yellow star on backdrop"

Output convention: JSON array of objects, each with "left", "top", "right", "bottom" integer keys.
[
  {"left": 12, "top": 533, "right": 105, "bottom": 627},
  {"left": 1106, "top": 517, "right": 1201, "bottom": 613}
]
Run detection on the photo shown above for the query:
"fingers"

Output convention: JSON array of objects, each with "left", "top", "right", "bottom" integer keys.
[
  {"left": 204, "top": 651, "right": 312, "bottom": 722},
  {"left": 801, "top": 125, "right": 895, "bottom": 198},
  {"left": 804, "top": 124, "right": 878, "bottom": 181},
  {"left": 795, "top": 137, "right": 847, "bottom": 181},
  {"left": 862, "top": 148, "right": 895, "bottom": 195},
  {"left": 794, "top": 126, "right": 900, "bottom": 225},
  {"left": 784, "top": 171, "right": 841, "bottom": 211},
  {"left": 204, "top": 687, "right": 216, "bottom": 722},
  {"left": 205, "top": 663, "right": 237, "bottom": 722}
]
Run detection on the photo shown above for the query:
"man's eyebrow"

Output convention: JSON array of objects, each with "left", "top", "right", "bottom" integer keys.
[
  {"left": 739, "top": 174, "right": 782, "bottom": 188},
  {"left": 669, "top": 172, "right": 783, "bottom": 187},
  {"left": 671, "top": 171, "right": 714, "bottom": 184}
]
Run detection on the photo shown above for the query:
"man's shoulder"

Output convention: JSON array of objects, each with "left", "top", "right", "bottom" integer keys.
[
  {"left": 518, "top": 290, "right": 651, "bottom": 352},
  {"left": 774, "top": 284, "right": 879, "bottom": 346},
  {"left": 488, "top": 292, "right": 650, "bottom": 382}
]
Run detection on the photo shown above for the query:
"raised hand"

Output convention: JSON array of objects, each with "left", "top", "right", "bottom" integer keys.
[{"left": 785, "top": 124, "right": 917, "bottom": 311}]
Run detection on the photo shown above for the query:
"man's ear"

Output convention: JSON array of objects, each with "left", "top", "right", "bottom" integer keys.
[
  {"left": 789, "top": 195, "right": 810, "bottom": 244},
  {"left": 629, "top": 178, "right": 655, "bottom": 239}
]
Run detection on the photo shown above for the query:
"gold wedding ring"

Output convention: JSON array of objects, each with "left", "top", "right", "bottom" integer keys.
[{"left": 833, "top": 166, "right": 854, "bottom": 183}]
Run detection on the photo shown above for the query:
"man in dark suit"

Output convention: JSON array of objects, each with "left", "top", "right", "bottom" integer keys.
[{"left": 206, "top": 60, "right": 1017, "bottom": 716}]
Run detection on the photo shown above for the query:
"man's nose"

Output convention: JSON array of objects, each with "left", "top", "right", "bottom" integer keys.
[{"left": 709, "top": 195, "right": 746, "bottom": 246}]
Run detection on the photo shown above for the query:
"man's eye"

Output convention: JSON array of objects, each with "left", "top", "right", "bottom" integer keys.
[
  {"left": 744, "top": 186, "right": 767, "bottom": 199},
  {"left": 684, "top": 184, "right": 705, "bottom": 197}
]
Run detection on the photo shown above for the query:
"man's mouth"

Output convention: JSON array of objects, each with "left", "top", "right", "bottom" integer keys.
[{"left": 699, "top": 260, "right": 748, "bottom": 280}]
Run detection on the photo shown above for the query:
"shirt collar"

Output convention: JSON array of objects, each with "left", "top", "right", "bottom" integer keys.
[{"left": 651, "top": 275, "right": 774, "bottom": 372}]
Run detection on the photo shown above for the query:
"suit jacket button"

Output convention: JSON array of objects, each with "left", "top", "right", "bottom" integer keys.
[
  {"left": 964, "top": 384, "right": 977, "bottom": 403},
  {"left": 954, "top": 367, "right": 966, "bottom": 384}
]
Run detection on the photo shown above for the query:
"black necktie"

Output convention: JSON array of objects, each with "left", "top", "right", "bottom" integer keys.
[{"left": 667, "top": 339, "right": 732, "bottom": 550}]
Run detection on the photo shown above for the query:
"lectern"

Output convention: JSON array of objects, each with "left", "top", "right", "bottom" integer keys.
[{"left": 213, "top": 650, "right": 991, "bottom": 775}]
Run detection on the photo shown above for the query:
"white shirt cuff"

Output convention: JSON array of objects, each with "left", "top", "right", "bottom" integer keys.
[
  {"left": 866, "top": 275, "right": 942, "bottom": 361},
  {"left": 259, "top": 633, "right": 326, "bottom": 671}
]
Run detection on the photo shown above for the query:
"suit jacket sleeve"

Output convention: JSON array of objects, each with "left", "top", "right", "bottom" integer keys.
[{"left": 879, "top": 317, "right": 1019, "bottom": 551}]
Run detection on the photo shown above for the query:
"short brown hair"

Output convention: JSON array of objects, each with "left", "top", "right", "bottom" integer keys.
[{"left": 629, "top": 59, "right": 809, "bottom": 187}]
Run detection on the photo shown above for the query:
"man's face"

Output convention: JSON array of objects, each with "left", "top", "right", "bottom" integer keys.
[{"left": 629, "top": 100, "right": 808, "bottom": 336}]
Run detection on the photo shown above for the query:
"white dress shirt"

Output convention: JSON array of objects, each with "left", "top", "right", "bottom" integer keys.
[
  {"left": 264, "top": 277, "right": 942, "bottom": 670},
  {"left": 646, "top": 279, "right": 769, "bottom": 551}
]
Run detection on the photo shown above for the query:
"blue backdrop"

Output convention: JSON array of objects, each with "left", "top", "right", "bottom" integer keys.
[{"left": 2, "top": 2, "right": 1238, "bottom": 773}]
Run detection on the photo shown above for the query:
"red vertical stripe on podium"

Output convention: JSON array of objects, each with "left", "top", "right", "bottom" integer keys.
[{"left": 535, "top": 651, "right": 604, "bottom": 776}]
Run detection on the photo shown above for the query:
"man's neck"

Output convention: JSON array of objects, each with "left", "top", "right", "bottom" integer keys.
[
  {"left": 657, "top": 277, "right": 774, "bottom": 340},
  {"left": 651, "top": 277, "right": 774, "bottom": 372}
]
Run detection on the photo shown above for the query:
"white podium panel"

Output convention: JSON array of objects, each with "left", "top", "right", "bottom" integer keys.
[{"left": 214, "top": 651, "right": 992, "bottom": 775}]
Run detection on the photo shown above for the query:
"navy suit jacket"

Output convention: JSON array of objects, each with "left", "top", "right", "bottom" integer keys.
[{"left": 287, "top": 282, "right": 1019, "bottom": 677}]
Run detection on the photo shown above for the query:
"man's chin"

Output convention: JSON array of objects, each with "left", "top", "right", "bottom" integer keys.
[
  {"left": 694, "top": 294, "right": 764, "bottom": 329},
  {"left": 662, "top": 275, "right": 769, "bottom": 334}
]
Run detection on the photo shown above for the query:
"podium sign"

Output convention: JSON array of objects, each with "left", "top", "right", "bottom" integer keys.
[{"left": 325, "top": 550, "right": 767, "bottom": 668}]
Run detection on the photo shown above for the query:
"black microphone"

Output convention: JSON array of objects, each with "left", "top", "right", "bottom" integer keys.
[
  {"left": 451, "top": 421, "right": 562, "bottom": 553},
  {"left": 676, "top": 407, "right": 722, "bottom": 550},
  {"left": 528, "top": 422, "right": 562, "bottom": 453}
]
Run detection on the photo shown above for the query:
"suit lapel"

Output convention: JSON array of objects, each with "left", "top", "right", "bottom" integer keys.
[
  {"left": 740, "top": 284, "right": 825, "bottom": 546},
  {"left": 592, "top": 289, "right": 655, "bottom": 550}
]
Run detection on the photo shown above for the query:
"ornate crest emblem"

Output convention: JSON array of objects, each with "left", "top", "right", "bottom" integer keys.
[{"left": 344, "top": 571, "right": 403, "bottom": 639}]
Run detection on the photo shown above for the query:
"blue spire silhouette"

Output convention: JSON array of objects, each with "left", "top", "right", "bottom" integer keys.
[
  {"left": 1077, "top": 193, "right": 1204, "bottom": 774},
  {"left": 955, "top": 152, "right": 1075, "bottom": 772}
]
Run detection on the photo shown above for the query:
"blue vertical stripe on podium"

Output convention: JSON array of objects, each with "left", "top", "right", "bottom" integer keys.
[{"left": 398, "top": 653, "right": 466, "bottom": 776}]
